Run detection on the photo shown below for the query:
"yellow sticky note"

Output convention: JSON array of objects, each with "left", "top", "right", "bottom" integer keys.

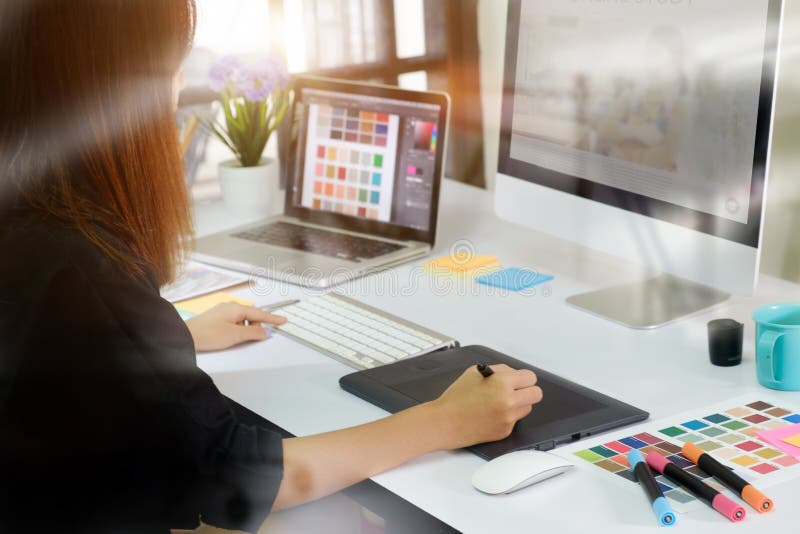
[
  {"left": 175, "top": 291, "right": 253, "bottom": 315},
  {"left": 423, "top": 253, "right": 500, "bottom": 274},
  {"left": 782, "top": 433, "right": 800, "bottom": 448}
]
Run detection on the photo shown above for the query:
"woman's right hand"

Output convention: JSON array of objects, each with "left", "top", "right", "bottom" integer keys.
[{"left": 430, "top": 364, "right": 543, "bottom": 450}]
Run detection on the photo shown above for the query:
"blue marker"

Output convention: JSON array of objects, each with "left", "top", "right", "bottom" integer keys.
[{"left": 627, "top": 449, "right": 676, "bottom": 527}]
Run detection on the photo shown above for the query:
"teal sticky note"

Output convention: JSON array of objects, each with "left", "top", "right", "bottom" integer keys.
[{"left": 476, "top": 268, "right": 553, "bottom": 292}]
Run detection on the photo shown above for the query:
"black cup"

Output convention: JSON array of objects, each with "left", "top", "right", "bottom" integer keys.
[{"left": 707, "top": 319, "right": 744, "bottom": 367}]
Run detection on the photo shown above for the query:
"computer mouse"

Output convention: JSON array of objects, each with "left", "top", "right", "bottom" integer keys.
[{"left": 471, "top": 450, "right": 574, "bottom": 495}]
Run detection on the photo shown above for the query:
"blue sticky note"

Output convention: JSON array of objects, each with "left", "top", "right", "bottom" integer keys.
[{"left": 476, "top": 268, "right": 553, "bottom": 292}]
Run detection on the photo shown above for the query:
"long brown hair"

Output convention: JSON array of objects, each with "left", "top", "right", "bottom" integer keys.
[{"left": 0, "top": 0, "right": 196, "bottom": 285}]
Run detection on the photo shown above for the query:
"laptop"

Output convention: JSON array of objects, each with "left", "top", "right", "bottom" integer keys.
[{"left": 193, "top": 76, "right": 451, "bottom": 288}]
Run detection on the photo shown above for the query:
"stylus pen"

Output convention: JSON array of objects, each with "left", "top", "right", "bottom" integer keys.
[
  {"left": 646, "top": 452, "right": 746, "bottom": 522},
  {"left": 259, "top": 299, "right": 300, "bottom": 313},
  {"left": 476, "top": 362, "right": 494, "bottom": 377},
  {"left": 682, "top": 442, "right": 773, "bottom": 513},
  {"left": 627, "top": 449, "right": 675, "bottom": 526}
]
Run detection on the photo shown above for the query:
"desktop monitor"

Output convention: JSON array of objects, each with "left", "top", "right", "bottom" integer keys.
[{"left": 496, "top": 0, "right": 784, "bottom": 328}]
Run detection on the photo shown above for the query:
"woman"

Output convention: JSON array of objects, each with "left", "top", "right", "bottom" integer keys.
[{"left": 0, "top": 1, "right": 542, "bottom": 532}]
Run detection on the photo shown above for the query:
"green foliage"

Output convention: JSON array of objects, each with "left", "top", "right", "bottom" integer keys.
[{"left": 200, "top": 87, "right": 290, "bottom": 168}]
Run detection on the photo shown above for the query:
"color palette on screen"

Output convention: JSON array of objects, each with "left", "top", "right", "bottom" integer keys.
[
  {"left": 413, "top": 120, "right": 437, "bottom": 152},
  {"left": 309, "top": 144, "right": 385, "bottom": 219},
  {"left": 316, "top": 105, "right": 391, "bottom": 147},
  {"left": 406, "top": 164, "right": 424, "bottom": 177},
  {"left": 573, "top": 400, "right": 800, "bottom": 512}
]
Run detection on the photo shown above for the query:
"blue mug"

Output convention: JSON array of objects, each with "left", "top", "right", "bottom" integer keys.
[{"left": 753, "top": 303, "right": 800, "bottom": 391}]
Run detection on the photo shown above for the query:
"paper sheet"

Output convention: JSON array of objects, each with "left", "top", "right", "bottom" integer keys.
[
  {"left": 161, "top": 262, "right": 247, "bottom": 303},
  {"left": 756, "top": 424, "right": 800, "bottom": 458},
  {"left": 783, "top": 433, "right": 800, "bottom": 448}
]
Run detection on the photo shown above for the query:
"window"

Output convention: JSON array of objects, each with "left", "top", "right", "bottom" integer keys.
[{"left": 189, "top": 0, "right": 484, "bottom": 186}]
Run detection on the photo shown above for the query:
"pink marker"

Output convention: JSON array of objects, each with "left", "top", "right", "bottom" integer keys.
[{"left": 646, "top": 452, "right": 745, "bottom": 522}]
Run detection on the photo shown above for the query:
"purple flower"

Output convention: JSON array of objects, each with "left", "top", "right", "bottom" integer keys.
[
  {"left": 238, "top": 78, "right": 272, "bottom": 102},
  {"left": 208, "top": 55, "right": 241, "bottom": 91},
  {"left": 235, "top": 57, "right": 289, "bottom": 102},
  {"left": 251, "top": 57, "right": 289, "bottom": 88},
  {"left": 210, "top": 54, "right": 289, "bottom": 102}
]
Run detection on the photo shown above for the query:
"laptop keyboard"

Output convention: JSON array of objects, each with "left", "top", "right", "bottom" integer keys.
[{"left": 232, "top": 222, "right": 405, "bottom": 261}]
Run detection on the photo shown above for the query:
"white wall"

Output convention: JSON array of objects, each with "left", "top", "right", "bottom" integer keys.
[
  {"left": 477, "top": 0, "right": 800, "bottom": 282},
  {"left": 478, "top": 0, "right": 509, "bottom": 191},
  {"left": 760, "top": 0, "right": 800, "bottom": 281}
]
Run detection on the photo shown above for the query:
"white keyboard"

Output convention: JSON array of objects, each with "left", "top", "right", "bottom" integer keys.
[{"left": 272, "top": 294, "right": 458, "bottom": 369}]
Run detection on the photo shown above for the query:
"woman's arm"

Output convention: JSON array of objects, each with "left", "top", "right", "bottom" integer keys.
[
  {"left": 274, "top": 364, "right": 542, "bottom": 509},
  {"left": 185, "top": 303, "right": 544, "bottom": 510}
]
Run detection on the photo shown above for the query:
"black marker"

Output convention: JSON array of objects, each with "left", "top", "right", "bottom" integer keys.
[
  {"left": 683, "top": 442, "right": 772, "bottom": 512},
  {"left": 476, "top": 362, "right": 494, "bottom": 377},
  {"left": 646, "top": 452, "right": 745, "bottom": 522},
  {"left": 627, "top": 449, "right": 675, "bottom": 526}
]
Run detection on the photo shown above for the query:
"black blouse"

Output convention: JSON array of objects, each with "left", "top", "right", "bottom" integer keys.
[{"left": 0, "top": 211, "right": 283, "bottom": 533}]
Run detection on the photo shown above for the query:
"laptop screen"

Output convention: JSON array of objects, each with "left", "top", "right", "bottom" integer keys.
[{"left": 287, "top": 81, "right": 447, "bottom": 242}]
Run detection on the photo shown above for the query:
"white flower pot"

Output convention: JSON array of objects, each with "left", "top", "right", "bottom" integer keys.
[{"left": 218, "top": 158, "right": 283, "bottom": 217}]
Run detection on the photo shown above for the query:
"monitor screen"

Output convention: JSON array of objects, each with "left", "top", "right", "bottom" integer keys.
[
  {"left": 499, "top": 0, "right": 782, "bottom": 246},
  {"left": 290, "top": 87, "right": 443, "bottom": 234}
]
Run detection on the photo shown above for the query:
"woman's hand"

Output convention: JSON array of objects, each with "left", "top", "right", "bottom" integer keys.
[
  {"left": 429, "top": 364, "right": 543, "bottom": 449},
  {"left": 184, "top": 302, "right": 287, "bottom": 352}
]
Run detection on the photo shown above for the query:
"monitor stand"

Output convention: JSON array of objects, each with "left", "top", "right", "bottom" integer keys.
[{"left": 566, "top": 273, "right": 730, "bottom": 329}]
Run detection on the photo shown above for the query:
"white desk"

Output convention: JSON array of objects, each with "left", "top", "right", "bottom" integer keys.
[{"left": 193, "top": 179, "right": 800, "bottom": 533}]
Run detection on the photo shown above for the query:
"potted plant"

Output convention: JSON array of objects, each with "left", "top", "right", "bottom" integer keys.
[{"left": 202, "top": 55, "right": 290, "bottom": 215}]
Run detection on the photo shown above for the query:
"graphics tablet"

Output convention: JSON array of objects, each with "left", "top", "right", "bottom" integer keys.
[{"left": 339, "top": 345, "right": 648, "bottom": 460}]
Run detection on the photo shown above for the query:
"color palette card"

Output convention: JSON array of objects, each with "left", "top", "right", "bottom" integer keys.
[
  {"left": 423, "top": 253, "right": 500, "bottom": 276},
  {"left": 300, "top": 103, "right": 399, "bottom": 221},
  {"left": 556, "top": 395, "right": 800, "bottom": 514}
]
